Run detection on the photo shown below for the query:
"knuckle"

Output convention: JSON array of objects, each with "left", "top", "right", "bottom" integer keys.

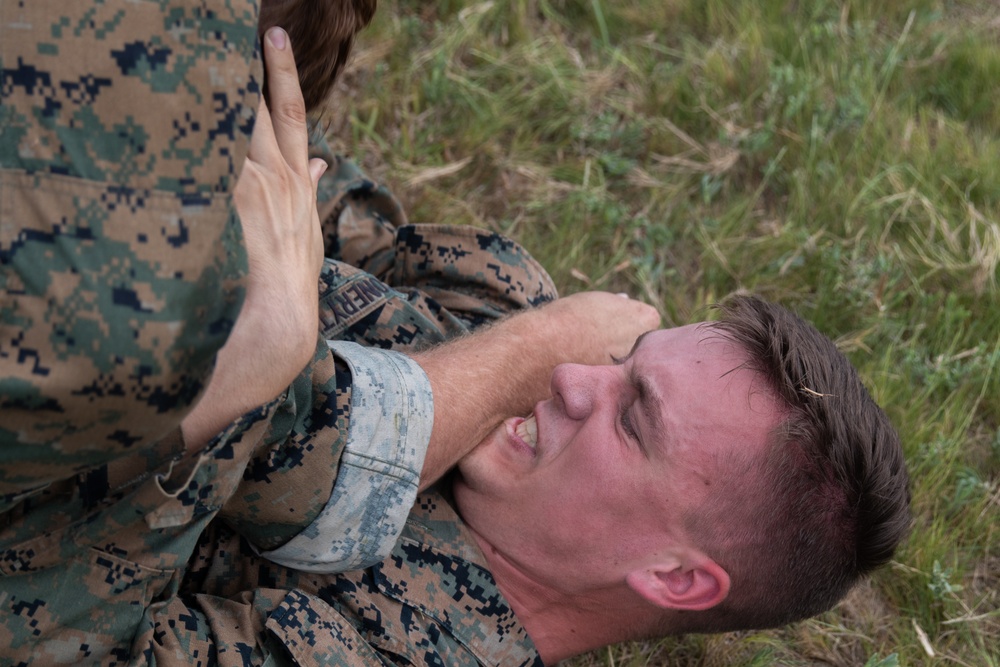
[{"left": 274, "top": 100, "right": 308, "bottom": 126}]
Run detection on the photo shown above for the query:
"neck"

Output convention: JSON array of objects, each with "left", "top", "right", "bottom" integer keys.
[{"left": 466, "top": 528, "right": 653, "bottom": 664}]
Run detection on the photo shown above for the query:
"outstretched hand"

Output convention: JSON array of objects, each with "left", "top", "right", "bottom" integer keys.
[{"left": 182, "top": 27, "right": 327, "bottom": 449}]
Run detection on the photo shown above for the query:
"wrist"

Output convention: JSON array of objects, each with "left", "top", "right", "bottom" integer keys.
[{"left": 181, "top": 293, "right": 316, "bottom": 451}]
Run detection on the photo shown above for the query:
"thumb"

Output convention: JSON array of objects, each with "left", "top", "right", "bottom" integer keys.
[{"left": 309, "top": 157, "right": 329, "bottom": 189}]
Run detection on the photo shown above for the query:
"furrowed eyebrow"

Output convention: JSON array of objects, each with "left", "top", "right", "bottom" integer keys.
[
  {"left": 612, "top": 330, "right": 654, "bottom": 365},
  {"left": 616, "top": 331, "right": 665, "bottom": 457}
]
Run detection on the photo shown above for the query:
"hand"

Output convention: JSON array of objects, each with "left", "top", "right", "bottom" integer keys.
[
  {"left": 532, "top": 291, "right": 661, "bottom": 365},
  {"left": 232, "top": 26, "right": 327, "bottom": 383},
  {"left": 182, "top": 27, "right": 327, "bottom": 449}
]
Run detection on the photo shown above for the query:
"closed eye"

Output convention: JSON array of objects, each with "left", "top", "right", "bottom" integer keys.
[
  {"left": 619, "top": 404, "right": 639, "bottom": 441},
  {"left": 615, "top": 356, "right": 652, "bottom": 457},
  {"left": 613, "top": 357, "right": 638, "bottom": 440}
]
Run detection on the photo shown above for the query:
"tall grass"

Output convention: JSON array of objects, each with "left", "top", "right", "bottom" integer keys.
[{"left": 329, "top": 1, "right": 1000, "bottom": 664}]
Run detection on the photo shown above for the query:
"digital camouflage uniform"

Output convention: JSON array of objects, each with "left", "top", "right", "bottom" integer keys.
[
  {"left": 175, "top": 487, "right": 543, "bottom": 667},
  {"left": 1, "top": 0, "right": 260, "bottom": 511},
  {"left": 1, "top": 153, "right": 553, "bottom": 664},
  {"left": 1, "top": 3, "right": 554, "bottom": 662}
]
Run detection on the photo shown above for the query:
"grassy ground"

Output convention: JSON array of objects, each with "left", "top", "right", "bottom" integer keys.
[{"left": 327, "top": 1, "right": 1000, "bottom": 664}]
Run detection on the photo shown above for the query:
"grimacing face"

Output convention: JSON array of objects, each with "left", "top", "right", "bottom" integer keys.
[{"left": 453, "top": 324, "right": 784, "bottom": 595}]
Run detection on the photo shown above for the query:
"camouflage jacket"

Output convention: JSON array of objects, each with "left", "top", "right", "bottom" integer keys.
[
  {"left": 1, "top": 2, "right": 558, "bottom": 662},
  {"left": 1, "top": 0, "right": 260, "bottom": 506},
  {"left": 170, "top": 484, "right": 544, "bottom": 666},
  {"left": 0, "top": 163, "right": 556, "bottom": 664}
]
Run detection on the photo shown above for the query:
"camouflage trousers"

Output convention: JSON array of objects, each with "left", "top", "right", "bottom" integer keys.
[{"left": 0, "top": 148, "right": 557, "bottom": 664}]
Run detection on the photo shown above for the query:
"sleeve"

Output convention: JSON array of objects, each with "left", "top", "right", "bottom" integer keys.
[
  {"left": 218, "top": 334, "right": 434, "bottom": 573},
  {"left": 260, "top": 340, "right": 433, "bottom": 572},
  {"left": 217, "top": 134, "right": 553, "bottom": 572}
]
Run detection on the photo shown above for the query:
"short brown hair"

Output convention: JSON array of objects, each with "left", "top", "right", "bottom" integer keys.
[
  {"left": 677, "top": 295, "right": 910, "bottom": 633},
  {"left": 258, "top": 0, "right": 376, "bottom": 112}
]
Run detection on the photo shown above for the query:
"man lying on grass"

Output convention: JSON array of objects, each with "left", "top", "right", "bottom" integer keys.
[
  {"left": 185, "top": 207, "right": 911, "bottom": 665},
  {"left": 159, "top": 59, "right": 911, "bottom": 662},
  {"left": 0, "top": 1, "right": 910, "bottom": 664}
]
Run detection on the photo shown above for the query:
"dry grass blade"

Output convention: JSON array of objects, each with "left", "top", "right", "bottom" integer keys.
[
  {"left": 403, "top": 157, "right": 473, "bottom": 187},
  {"left": 652, "top": 145, "right": 740, "bottom": 175}
]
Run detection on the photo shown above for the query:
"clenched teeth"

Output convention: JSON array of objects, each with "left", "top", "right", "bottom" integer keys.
[{"left": 515, "top": 414, "right": 537, "bottom": 448}]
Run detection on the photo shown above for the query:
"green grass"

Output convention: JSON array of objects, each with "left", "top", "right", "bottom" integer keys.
[{"left": 327, "top": 1, "right": 1000, "bottom": 664}]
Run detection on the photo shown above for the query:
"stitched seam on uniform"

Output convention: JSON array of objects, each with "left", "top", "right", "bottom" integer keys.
[
  {"left": 340, "top": 451, "right": 418, "bottom": 484},
  {"left": 332, "top": 341, "right": 431, "bottom": 471}
]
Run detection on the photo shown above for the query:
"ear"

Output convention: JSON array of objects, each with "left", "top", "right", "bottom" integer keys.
[{"left": 626, "top": 559, "right": 730, "bottom": 611}]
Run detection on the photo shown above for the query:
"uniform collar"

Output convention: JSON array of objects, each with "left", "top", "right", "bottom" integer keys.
[{"left": 373, "top": 486, "right": 543, "bottom": 667}]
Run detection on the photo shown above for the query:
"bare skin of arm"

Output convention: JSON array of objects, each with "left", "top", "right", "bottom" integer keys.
[
  {"left": 181, "top": 29, "right": 662, "bottom": 485},
  {"left": 414, "top": 292, "right": 660, "bottom": 490}
]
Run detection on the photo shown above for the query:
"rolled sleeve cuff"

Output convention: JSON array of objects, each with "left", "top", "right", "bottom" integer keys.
[{"left": 260, "top": 341, "right": 433, "bottom": 573}]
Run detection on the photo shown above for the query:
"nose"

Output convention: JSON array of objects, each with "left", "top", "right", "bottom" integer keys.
[{"left": 550, "top": 363, "right": 607, "bottom": 421}]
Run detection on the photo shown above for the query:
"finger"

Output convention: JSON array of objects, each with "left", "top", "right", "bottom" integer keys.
[
  {"left": 309, "top": 157, "right": 329, "bottom": 188},
  {"left": 640, "top": 304, "right": 662, "bottom": 328},
  {"left": 262, "top": 27, "right": 309, "bottom": 174},
  {"left": 247, "top": 97, "right": 276, "bottom": 162}
]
